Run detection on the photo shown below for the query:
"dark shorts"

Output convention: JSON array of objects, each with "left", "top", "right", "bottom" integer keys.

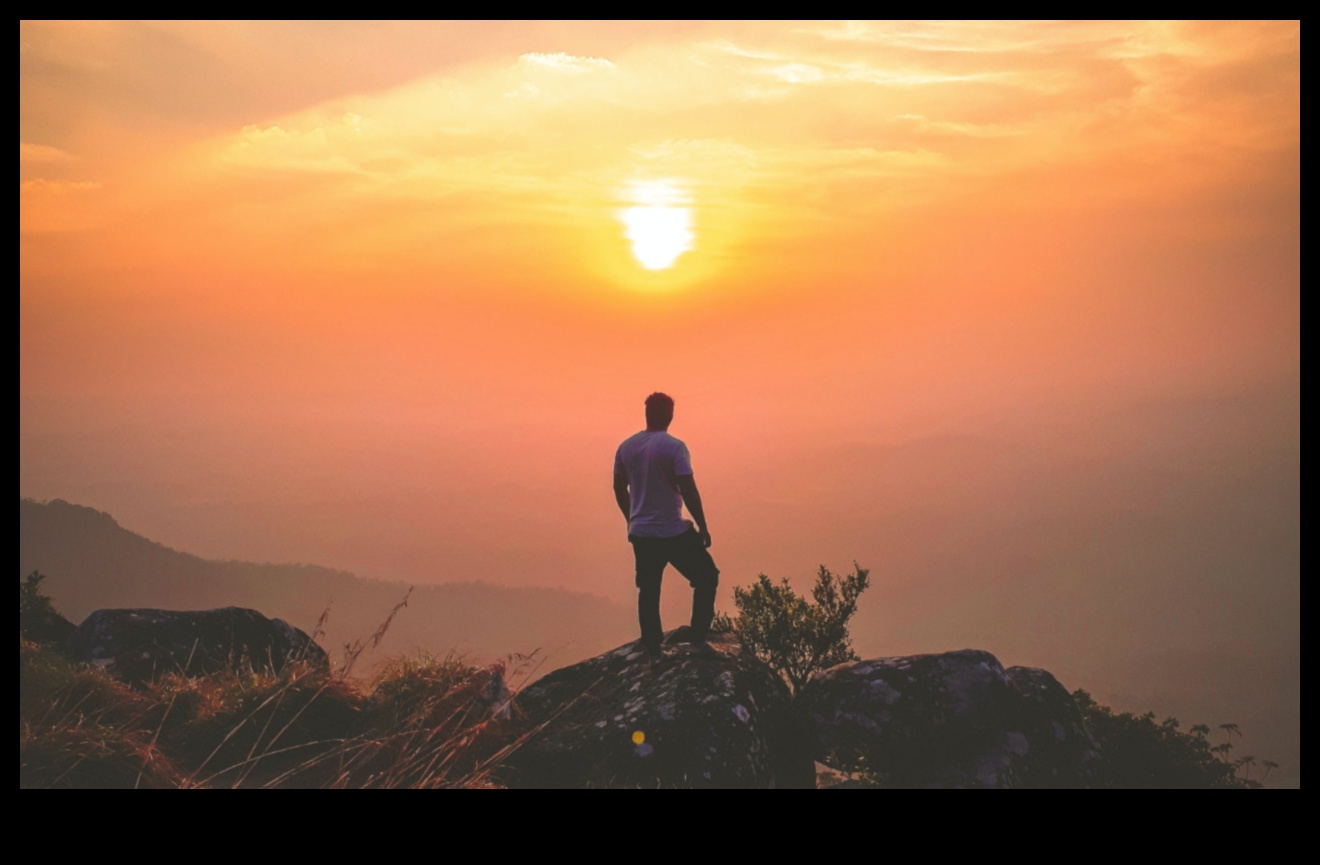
[{"left": 629, "top": 528, "right": 719, "bottom": 590}]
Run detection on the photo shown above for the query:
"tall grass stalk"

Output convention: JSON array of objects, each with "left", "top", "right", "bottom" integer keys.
[{"left": 20, "top": 591, "right": 542, "bottom": 788}]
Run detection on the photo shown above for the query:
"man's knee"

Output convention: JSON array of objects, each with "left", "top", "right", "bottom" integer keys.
[
  {"left": 693, "top": 570, "right": 718, "bottom": 600},
  {"left": 679, "top": 554, "right": 718, "bottom": 590},
  {"left": 635, "top": 566, "right": 663, "bottom": 595},
  {"left": 635, "top": 565, "right": 663, "bottom": 590},
  {"left": 689, "top": 571, "right": 718, "bottom": 597}
]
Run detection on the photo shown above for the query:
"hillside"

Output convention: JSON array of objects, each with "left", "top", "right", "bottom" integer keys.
[{"left": 19, "top": 498, "right": 633, "bottom": 672}]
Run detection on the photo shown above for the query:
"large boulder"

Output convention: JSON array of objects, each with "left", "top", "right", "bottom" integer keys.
[
  {"left": 799, "top": 649, "right": 1099, "bottom": 787},
  {"left": 65, "top": 607, "right": 329, "bottom": 683},
  {"left": 1000, "top": 665, "right": 1101, "bottom": 787},
  {"left": 508, "top": 628, "right": 812, "bottom": 788}
]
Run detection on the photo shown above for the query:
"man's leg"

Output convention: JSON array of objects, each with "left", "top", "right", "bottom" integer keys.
[
  {"left": 630, "top": 537, "right": 666, "bottom": 655},
  {"left": 669, "top": 529, "right": 720, "bottom": 641}
]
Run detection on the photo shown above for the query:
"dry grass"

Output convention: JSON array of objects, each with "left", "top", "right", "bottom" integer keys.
[
  {"left": 294, "top": 652, "right": 522, "bottom": 789},
  {"left": 20, "top": 638, "right": 179, "bottom": 788},
  {"left": 19, "top": 595, "right": 544, "bottom": 789}
]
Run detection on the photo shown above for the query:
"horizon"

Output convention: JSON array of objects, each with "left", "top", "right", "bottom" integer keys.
[{"left": 20, "top": 21, "right": 1299, "bottom": 786}]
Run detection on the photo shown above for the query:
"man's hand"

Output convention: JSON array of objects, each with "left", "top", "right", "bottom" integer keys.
[
  {"left": 675, "top": 474, "right": 711, "bottom": 548},
  {"left": 613, "top": 472, "right": 632, "bottom": 526}
]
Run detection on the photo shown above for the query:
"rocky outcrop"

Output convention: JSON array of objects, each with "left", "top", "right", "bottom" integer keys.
[
  {"left": 65, "top": 607, "right": 328, "bottom": 683},
  {"left": 52, "top": 600, "right": 1099, "bottom": 786},
  {"left": 1000, "top": 665, "right": 1101, "bottom": 787},
  {"left": 798, "top": 649, "right": 1099, "bottom": 787},
  {"left": 508, "top": 628, "right": 813, "bottom": 788}
]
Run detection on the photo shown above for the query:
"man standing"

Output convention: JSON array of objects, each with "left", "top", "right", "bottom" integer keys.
[{"left": 613, "top": 392, "right": 719, "bottom": 659}]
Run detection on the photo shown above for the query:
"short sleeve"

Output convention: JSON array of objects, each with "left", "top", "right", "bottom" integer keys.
[
  {"left": 613, "top": 447, "right": 625, "bottom": 477},
  {"left": 673, "top": 442, "right": 693, "bottom": 476}
]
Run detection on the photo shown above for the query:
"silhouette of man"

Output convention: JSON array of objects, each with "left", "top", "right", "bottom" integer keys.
[{"left": 613, "top": 392, "right": 719, "bottom": 659}]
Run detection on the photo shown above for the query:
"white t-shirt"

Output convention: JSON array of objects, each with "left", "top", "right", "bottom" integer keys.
[{"left": 614, "top": 430, "right": 694, "bottom": 538}]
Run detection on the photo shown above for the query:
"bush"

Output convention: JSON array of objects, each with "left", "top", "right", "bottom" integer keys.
[
  {"left": 1072, "top": 690, "right": 1275, "bottom": 788},
  {"left": 731, "top": 563, "right": 870, "bottom": 693},
  {"left": 19, "top": 571, "right": 75, "bottom": 646}
]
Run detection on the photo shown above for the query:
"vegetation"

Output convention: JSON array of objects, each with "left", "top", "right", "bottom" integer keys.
[
  {"left": 19, "top": 635, "right": 533, "bottom": 788},
  {"left": 728, "top": 563, "right": 870, "bottom": 693},
  {"left": 20, "top": 569, "right": 1279, "bottom": 788},
  {"left": 19, "top": 571, "right": 74, "bottom": 645},
  {"left": 1072, "top": 690, "right": 1274, "bottom": 788},
  {"left": 721, "top": 562, "right": 1278, "bottom": 787},
  {"left": 18, "top": 578, "right": 528, "bottom": 788}
]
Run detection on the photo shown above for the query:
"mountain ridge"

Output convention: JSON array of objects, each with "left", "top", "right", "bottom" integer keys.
[{"left": 19, "top": 497, "right": 633, "bottom": 672}]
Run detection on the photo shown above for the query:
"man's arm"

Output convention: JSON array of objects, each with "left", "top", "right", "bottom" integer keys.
[
  {"left": 613, "top": 472, "right": 631, "bottom": 526},
  {"left": 674, "top": 474, "right": 712, "bottom": 548}
]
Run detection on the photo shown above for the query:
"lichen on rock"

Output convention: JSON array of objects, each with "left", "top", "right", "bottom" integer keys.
[{"left": 507, "top": 629, "right": 813, "bottom": 788}]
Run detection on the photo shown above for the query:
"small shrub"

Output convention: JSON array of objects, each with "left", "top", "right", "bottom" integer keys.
[
  {"left": 19, "top": 571, "right": 75, "bottom": 646},
  {"left": 732, "top": 563, "right": 870, "bottom": 693}
]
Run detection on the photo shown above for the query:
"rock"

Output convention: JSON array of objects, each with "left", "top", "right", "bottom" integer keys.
[
  {"left": 799, "top": 649, "right": 1099, "bottom": 787},
  {"left": 65, "top": 607, "right": 328, "bottom": 683},
  {"left": 476, "top": 664, "right": 513, "bottom": 721},
  {"left": 1001, "top": 665, "right": 1101, "bottom": 787},
  {"left": 799, "top": 649, "right": 1016, "bottom": 784},
  {"left": 508, "top": 628, "right": 812, "bottom": 788}
]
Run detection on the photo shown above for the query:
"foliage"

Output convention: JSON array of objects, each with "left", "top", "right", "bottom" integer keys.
[
  {"left": 19, "top": 571, "right": 75, "bottom": 645},
  {"left": 731, "top": 563, "right": 870, "bottom": 693},
  {"left": 1071, "top": 689, "right": 1273, "bottom": 788},
  {"left": 19, "top": 571, "right": 56, "bottom": 622}
]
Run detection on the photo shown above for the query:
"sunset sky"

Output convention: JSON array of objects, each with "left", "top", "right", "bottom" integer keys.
[{"left": 20, "top": 22, "right": 1299, "bottom": 781}]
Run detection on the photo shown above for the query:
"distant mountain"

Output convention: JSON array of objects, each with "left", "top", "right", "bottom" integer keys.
[{"left": 19, "top": 498, "right": 633, "bottom": 673}]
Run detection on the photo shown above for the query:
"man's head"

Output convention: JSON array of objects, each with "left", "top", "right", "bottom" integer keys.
[{"left": 644, "top": 392, "right": 675, "bottom": 430}]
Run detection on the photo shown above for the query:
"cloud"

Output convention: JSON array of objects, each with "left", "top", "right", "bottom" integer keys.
[
  {"left": 518, "top": 52, "right": 615, "bottom": 72},
  {"left": 228, "top": 113, "right": 373, "bottom": 175},
  {"left": 20, "top": 178, "right": 101, "bottom": 194},
  {"left": 20, "top": 143, "right": 75, "bottom": 164},
  {"left": 185, "top": 22, "right": 1295, "bottom": 270}
]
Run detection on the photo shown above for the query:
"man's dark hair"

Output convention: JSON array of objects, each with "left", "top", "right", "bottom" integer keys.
[{"left": 645, "top": 392, "right": 675, "bottom": 428}]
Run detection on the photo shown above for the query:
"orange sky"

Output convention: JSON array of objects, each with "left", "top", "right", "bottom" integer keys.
[{"left": 20, "top": 22, "right": 1300, "bottom": 781}]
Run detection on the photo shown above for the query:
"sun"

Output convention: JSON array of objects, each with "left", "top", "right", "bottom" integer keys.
[{"left": 618, "top": 179, "right": 693, "bottom": 270}]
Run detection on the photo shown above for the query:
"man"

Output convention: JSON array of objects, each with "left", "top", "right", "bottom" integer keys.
[{"left": 613, "top": 392, "right": 719, "bottom": 660}]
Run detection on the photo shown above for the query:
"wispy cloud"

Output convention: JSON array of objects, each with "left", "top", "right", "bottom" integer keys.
[
  {"left": 20, "top": 178, "right": 100, "bottom": 194},
  {"left": 20, "top": 143, "right": 75, "bottom": 164},
  {"left": 518, "top": 52, "right": 615, "bottom": 72}
]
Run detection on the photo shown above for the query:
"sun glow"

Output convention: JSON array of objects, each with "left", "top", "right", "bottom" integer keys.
[{"left": 618, "top": 179, "right": 693, "bottom": 270}]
